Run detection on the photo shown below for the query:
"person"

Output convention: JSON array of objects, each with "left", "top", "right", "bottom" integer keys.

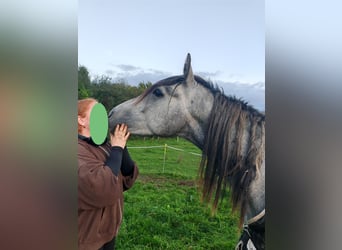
[{"left": 78, "top": 98, "right": 139, "bottom": 250}]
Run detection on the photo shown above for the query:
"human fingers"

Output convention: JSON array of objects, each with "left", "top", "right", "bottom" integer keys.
[
  {"left": 121, "top": 124, "right": 128, "bottom": 133},
  {"left": 119, "top": 123, "right": 128, "bottom": 131},
  {"left": 115, "top": 124, "right": 125, "bottom": 137},
  {"left": 114, "top": 124, "right": 120, "bottom": 134},
  {"left": 124, "top": 131, "right": 130, "bottom": 141}
]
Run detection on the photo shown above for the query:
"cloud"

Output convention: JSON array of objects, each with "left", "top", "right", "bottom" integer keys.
[
  {"left": 104, "top": 64, "right": 172, "bottom": 85},
  {"left": 197, "top": 71, "right": 222, "bottom": 78},
  {"left": 113, "top": 71, "right": 171, "bottom": 85},
  {"left": 105, "top": 69, "right": 116, "bottom": 75},
  {"left": 116, "top": 64, "right": 141, "bottom": 72}
]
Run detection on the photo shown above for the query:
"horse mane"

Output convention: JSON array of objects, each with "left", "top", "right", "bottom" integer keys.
[{"left": 197, "top": 78, "right": 265, "bottom": 227}]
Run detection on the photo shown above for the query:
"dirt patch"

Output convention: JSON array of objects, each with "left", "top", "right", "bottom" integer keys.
[
  {"left": 138, "top": 175, "right": 169, "bottom": 184},
  {"left": 177, "top": 180, "right": 196, "bottom": 187}
]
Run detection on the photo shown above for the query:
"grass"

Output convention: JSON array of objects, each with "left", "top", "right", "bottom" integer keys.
[{"left": 116, "top": 137, "right": 240, "bottom": 249}]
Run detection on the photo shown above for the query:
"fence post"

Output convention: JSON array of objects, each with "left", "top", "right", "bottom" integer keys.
[{"left": 163, "top": 144, "right": 167, "bottom": 173}]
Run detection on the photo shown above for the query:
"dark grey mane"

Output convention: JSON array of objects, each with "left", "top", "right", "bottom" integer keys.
[{"left": 199, "top": 88, "right": 265, "bottom": 227}]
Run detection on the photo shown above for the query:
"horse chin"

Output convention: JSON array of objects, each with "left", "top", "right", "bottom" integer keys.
[
  {"left": 108, "top": 120, "right": 134, "bottom": 133},
  {"left": 123, "top": 127, "right": 153, "bottom": 136}
]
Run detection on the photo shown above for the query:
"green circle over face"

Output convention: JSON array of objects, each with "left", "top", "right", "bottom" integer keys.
[{"left": 89, "top": 103, "right": 108, "bottom": 145}]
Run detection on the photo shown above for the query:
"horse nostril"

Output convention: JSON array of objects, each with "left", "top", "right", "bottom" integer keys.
[{"left": 108, "top": 110, "right": 113, "bottom": 118}]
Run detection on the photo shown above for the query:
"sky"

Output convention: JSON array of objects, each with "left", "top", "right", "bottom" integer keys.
[{"left": 79, "top": 0, "right": 265, "bottom": 110}]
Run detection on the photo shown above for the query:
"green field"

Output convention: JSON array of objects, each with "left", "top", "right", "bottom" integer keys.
[{"left": 116, "top": 137, "right": 240, "bottom": 249}]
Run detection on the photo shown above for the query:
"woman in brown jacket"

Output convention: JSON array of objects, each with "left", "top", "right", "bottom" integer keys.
[{"left": 78, "top": 98, "right": 139, "bottom": 250}]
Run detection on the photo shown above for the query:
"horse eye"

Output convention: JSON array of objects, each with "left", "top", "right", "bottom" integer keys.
[{"left": 152, "top": 88, "right": 164, "bottom": 97}]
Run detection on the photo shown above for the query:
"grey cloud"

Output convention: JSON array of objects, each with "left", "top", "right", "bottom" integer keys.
[
  {"left": 147, "top": 68, "right": 169, "bottom": 75},
  {"left": 104, "top": 63, "right": 172, "bottom": 85},
  {"left": 116, "top": 64, "right": 141, "bottom": 71},
  {"left": 197, "top": 71, "right": 222, "bottom": 78},
  {"left": 112, "top": 71, "right": 171, "bottom": 85},
  {"left": 105, "top": 69, "right": 116, "bottom": 75}
]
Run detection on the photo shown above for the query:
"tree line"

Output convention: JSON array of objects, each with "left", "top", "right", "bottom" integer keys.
[{"left": 78, "top": 65, "right": 152, "bottom": 110}]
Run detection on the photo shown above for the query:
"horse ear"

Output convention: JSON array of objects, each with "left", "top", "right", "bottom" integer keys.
[{"left": 183, "top": 53, "right": 195, "bottom": 85}]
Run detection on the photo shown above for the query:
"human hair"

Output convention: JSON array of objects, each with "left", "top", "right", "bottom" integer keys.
[{"left": 78, "top": 98, "right": 97, "bottom": 133}]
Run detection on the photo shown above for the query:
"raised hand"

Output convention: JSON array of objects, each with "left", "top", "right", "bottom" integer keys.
[{"left": 110, "top": 124, "right": 130, "bottom": 149}]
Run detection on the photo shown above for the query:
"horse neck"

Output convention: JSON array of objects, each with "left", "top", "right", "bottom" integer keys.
[
  {"left": 246, "top": 159, "right": 265, "bottom": 221},
  {"left": 179, "top": 89, "right": 214, "bottom": 149}
]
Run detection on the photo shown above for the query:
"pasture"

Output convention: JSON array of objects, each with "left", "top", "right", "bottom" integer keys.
[{"left": 116, "top": 137, "right": 240, "bottom": 249}]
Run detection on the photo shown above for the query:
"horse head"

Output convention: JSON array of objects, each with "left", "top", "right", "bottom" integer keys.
[{"left": 108, "top": 53, "right": 214, "bottom": 148}]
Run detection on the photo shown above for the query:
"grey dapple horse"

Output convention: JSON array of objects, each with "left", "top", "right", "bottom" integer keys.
[{"left": 108, "top": 54, "right": 265, "bottom": 249}]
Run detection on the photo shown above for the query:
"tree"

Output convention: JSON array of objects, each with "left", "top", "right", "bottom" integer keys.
[
  {"left": 78, "top": 65, "right": 91, "bottom": 99},
  {"left": 78, "top": 64, "right": 153, "bottom": 109},
  {"left": 138, "top": 81, "right": 153, "bottom": 90}
]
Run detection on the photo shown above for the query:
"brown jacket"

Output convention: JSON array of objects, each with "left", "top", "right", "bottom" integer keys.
[{"left": 78, "top": 138, "right": 139, "bottom": 250}]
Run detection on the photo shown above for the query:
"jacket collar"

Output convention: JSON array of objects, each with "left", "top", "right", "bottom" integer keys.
[{"left": 78, "top": 134, "right": 109, "bottom": 147}]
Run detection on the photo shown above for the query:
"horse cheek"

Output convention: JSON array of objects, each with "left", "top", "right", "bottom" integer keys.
[{"left": 168, "top": 110, "right": 186, "bottom": 134}]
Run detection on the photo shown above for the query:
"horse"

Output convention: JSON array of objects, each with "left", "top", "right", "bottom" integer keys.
[{"left": 108, "top": 54, "right": 265, "bottom": 249}]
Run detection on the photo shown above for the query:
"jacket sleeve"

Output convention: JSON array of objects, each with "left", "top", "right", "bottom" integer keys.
[
  {"left": 105, "top": 146, "right": 123, "bottom": 176},
  {"left": 122, "top": 163, "right": 139, "bottom": 191},
  {"left": 78, "top": 144, "right": 123, "bottom": 210},
  {"left": 121, "top": 147, "right": 135, "bottom": 176}
]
